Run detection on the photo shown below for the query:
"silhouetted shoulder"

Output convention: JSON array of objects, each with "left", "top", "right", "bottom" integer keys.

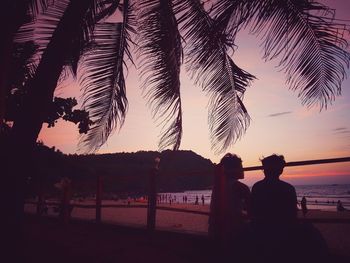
[
  {"left": 252, "top": 180, "right": 264, "bottom": 188},
  {"left": 233, "top": 181, "right": 251, "bottom": 198},
  {"left": 251, "top": 179, "right": 267, "bottom": 192},
  {"left": 236, "top": 181, "right": 250, "bottom": 191},
  {"left": 278, "top": 180, "right": 296, "bottom": 193}
]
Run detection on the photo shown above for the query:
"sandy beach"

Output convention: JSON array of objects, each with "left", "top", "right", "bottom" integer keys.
[{"left": 24, "top": 199, "right": 350, "bottom": 258}]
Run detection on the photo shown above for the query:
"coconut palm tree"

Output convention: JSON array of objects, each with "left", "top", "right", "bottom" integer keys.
[
  {"left": 4, "top": 0, "right": 349, "bottom": 157},
  {"left": 1, "top": 1, "right": 349, "bottom": 259},
  {"left": 1, "top": 1, "right": 349, "bottom": 249}
]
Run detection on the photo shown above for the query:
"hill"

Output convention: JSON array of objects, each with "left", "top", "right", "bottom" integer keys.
[{"left": 29, "top": 145, "right": 214, "bottom": 197}]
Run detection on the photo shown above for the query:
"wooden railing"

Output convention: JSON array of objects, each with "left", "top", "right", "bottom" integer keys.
[
  {"left": 27, "top": 156, "right": 350, "bottom": 228},
  {"left": 244, "top": 156, "right": 350, "bottom": 171}
]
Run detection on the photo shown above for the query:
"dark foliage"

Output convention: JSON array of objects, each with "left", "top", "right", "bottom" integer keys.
[{"left": 26, "top": 146, "right": 214, "bottom": 197}]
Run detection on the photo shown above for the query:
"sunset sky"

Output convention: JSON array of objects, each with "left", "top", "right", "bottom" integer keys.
[{"left": 38, "top": 0, "right": 350, "bottom": 186}]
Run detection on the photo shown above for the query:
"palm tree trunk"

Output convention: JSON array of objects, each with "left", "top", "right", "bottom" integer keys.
[
  {"left": 0, "top": 0, "right": 29, "bottom": 121},
  {"left": 2, "top": 0, "right": 94, "bottom": 259},
  {"left": 12, "top": 0, "right": 94, "bottom": 143}
]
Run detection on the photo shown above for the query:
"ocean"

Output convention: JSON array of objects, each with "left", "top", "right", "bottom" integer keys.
[{"left": 159, "top": 184, "right": 350, "bottom": 211}]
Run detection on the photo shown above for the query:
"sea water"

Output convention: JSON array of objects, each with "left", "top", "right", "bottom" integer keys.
[{"left": 159, "top": 184, "right": 350, "bottom": 211}]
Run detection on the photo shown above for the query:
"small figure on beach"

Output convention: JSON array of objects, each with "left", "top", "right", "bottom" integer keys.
[
  {"left": 337, "top": 200, "right": 346, "bottom": 212},
  {"left": 147, "top": 157, "right": 160, "bottom": 230},
  {"left": 301, "top": 196, "right": 308, "bottom": 217},
  {"left": 195, "top": 195, "right": 199, "bottom": 205},
  {"left": 38, "top": 198, "right": 48, "bottom": 215},
  {"left": 55, "top": 176, "right": 73, "bottom": 223},
  {"left": 208, "top": 153, "right": 251, "bottom": 243},
  {"left": 201, "top": 194, "right": 205, "bottom": 205}
]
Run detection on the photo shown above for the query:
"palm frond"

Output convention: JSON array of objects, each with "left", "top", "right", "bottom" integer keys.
[
  {"left": 211, "top": 0, "right": 254, "bottom": 38},
  {"left": 34, "top": 0, "right": 70, "bottom": 54},
  {"left": 208, "top": 56, "right": 254, "bottom": 154},
  {"left": 28, "top": 0, "right": 55, "bottom": 19},
  {"left": 12, "top": 0, "right": 51, "bottom": 44},
  {"left": 174, "top": 0, "right": 255, "bottom": 153},
  {"left": 137, "top": 0, "right": 183, "bottom": 151},
  {"left": 79, "top": 5, "right": 134, "bottom": 152},
  {"left": 60, "top": 1, "right": 123, "bottom": 78},
  {"left": 10, "top": 41, "right": 38, "bottom": 89},
  {"left": 94, "top": 0, "right": 121, "bottom": 22},
  {"left": 34, "top": 0, "right": 104, "bottom": 77},
  {"left": 249, "top": 0, "right": 350, "bottom": 109}
]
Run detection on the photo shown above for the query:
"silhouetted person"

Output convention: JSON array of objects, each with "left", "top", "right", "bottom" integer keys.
[
  {"left": 195, "top": 195, "right": 199, "bottom": 205},
  {"left": 37, "top": 197, "right": 48, "bottom": 216},
  {"left": 147, "top": 157, "right": 160, "bottom": 231},
  {"left": 55, "top": 176, "right": 73, "bottom": 223},
  {"left": 301, "top": 196, "right": 308, "bottom": 217},
  {"left": 252, "top": 154, "right": 297, "bottom": 224},
  {"left": 208, "top": 153, "right": 251, "bottom": 262},
  {"left": 42, "top": 199, "right": 48, "bottom": 215},
  {"left": 249, "top": 154, "right": 328, "bottom": 263},
  {"left": 337, "top": 200, "right": 346, "bottom": 211},
  {"left": 201, "top": 194, "right": 205, "bottom": 205}
]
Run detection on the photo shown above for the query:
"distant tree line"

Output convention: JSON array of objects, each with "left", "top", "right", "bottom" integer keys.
[{"left": 26, "top": 144, "right": 214, "bottom": 198}]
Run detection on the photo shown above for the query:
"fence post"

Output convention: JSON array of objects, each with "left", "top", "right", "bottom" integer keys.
[
  {"left": 147, "top": 157, "right": 160, "bottom": 231},
  {"left": 36, "top": 175, "right": 43, "bottom": 216},
  {"left": 96, "top": 175, "right": 103, "bottom": 223}
]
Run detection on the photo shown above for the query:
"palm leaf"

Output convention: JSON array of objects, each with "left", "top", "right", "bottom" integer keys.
[
  {"left": 14, "top": 0, "right": 55, "bottom": 44},
  {"left": 211, "top": 0, "right": 253, "bottom": 39},
  {"left": 248, "top": 0, "right": 350, "bottom": 109},
  {"left": 79, "top": 1, "right": 135, "bottom": 152},
  {"left": 68, "top": 0, "right": 124, "bottom": 76},
  {"left": 208, "top": 57, "right": 254, "bottom": 153},
  {"left": 137, "top": 0, "right": 183, "bottom": 151},
  {"left": 34, "top": 0, "right": 70, "bottom": 53},
  {"left": 28, "top": 0, "right": 55, "bottom": 18},
  {"left": 34, "top": 0, "right": 113, "bottom": 77},
  {"left": 175, "top": 0, "right": 255, "bottom": 153},
  {"left": 10, "top": 41, "right": 38, "bottom": 89}
]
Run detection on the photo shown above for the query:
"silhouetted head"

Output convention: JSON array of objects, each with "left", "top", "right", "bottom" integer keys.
[
  {"left": 220, "top": 153, "right": 244, "bottom": 179},
  {"left": 261, "top": 154, "right": 286, "bottom": 179}
]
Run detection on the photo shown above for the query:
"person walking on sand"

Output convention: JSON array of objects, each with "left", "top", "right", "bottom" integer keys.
[
  {"left": 201, "top": 194, "right": 205, "bottom": 205},
  {"left": 301, "top": 196, "right": 308, "bottom": 217},
  {"left": 195, "top": 195, "right": 199, "bottom": 205}
]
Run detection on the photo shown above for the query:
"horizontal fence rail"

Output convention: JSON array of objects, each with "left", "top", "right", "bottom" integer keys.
[{"left": 244, "top": 156, "right": 350, "bottom": 171}]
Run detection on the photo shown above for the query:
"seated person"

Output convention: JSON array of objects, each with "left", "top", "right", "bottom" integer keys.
[
  {"left": 249, "top": 154, "right": 328, "bottom": 263},
  {"left": 209, "top": 153, "right": 251, "bottom": 242},
  {"left": 251, "top": 154, "right": 297, "bottom": 226}
]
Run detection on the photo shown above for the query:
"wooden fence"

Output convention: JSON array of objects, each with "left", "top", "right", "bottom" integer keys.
[{"left": 28, "top": 156, "right": 350, "bottom": 228}]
